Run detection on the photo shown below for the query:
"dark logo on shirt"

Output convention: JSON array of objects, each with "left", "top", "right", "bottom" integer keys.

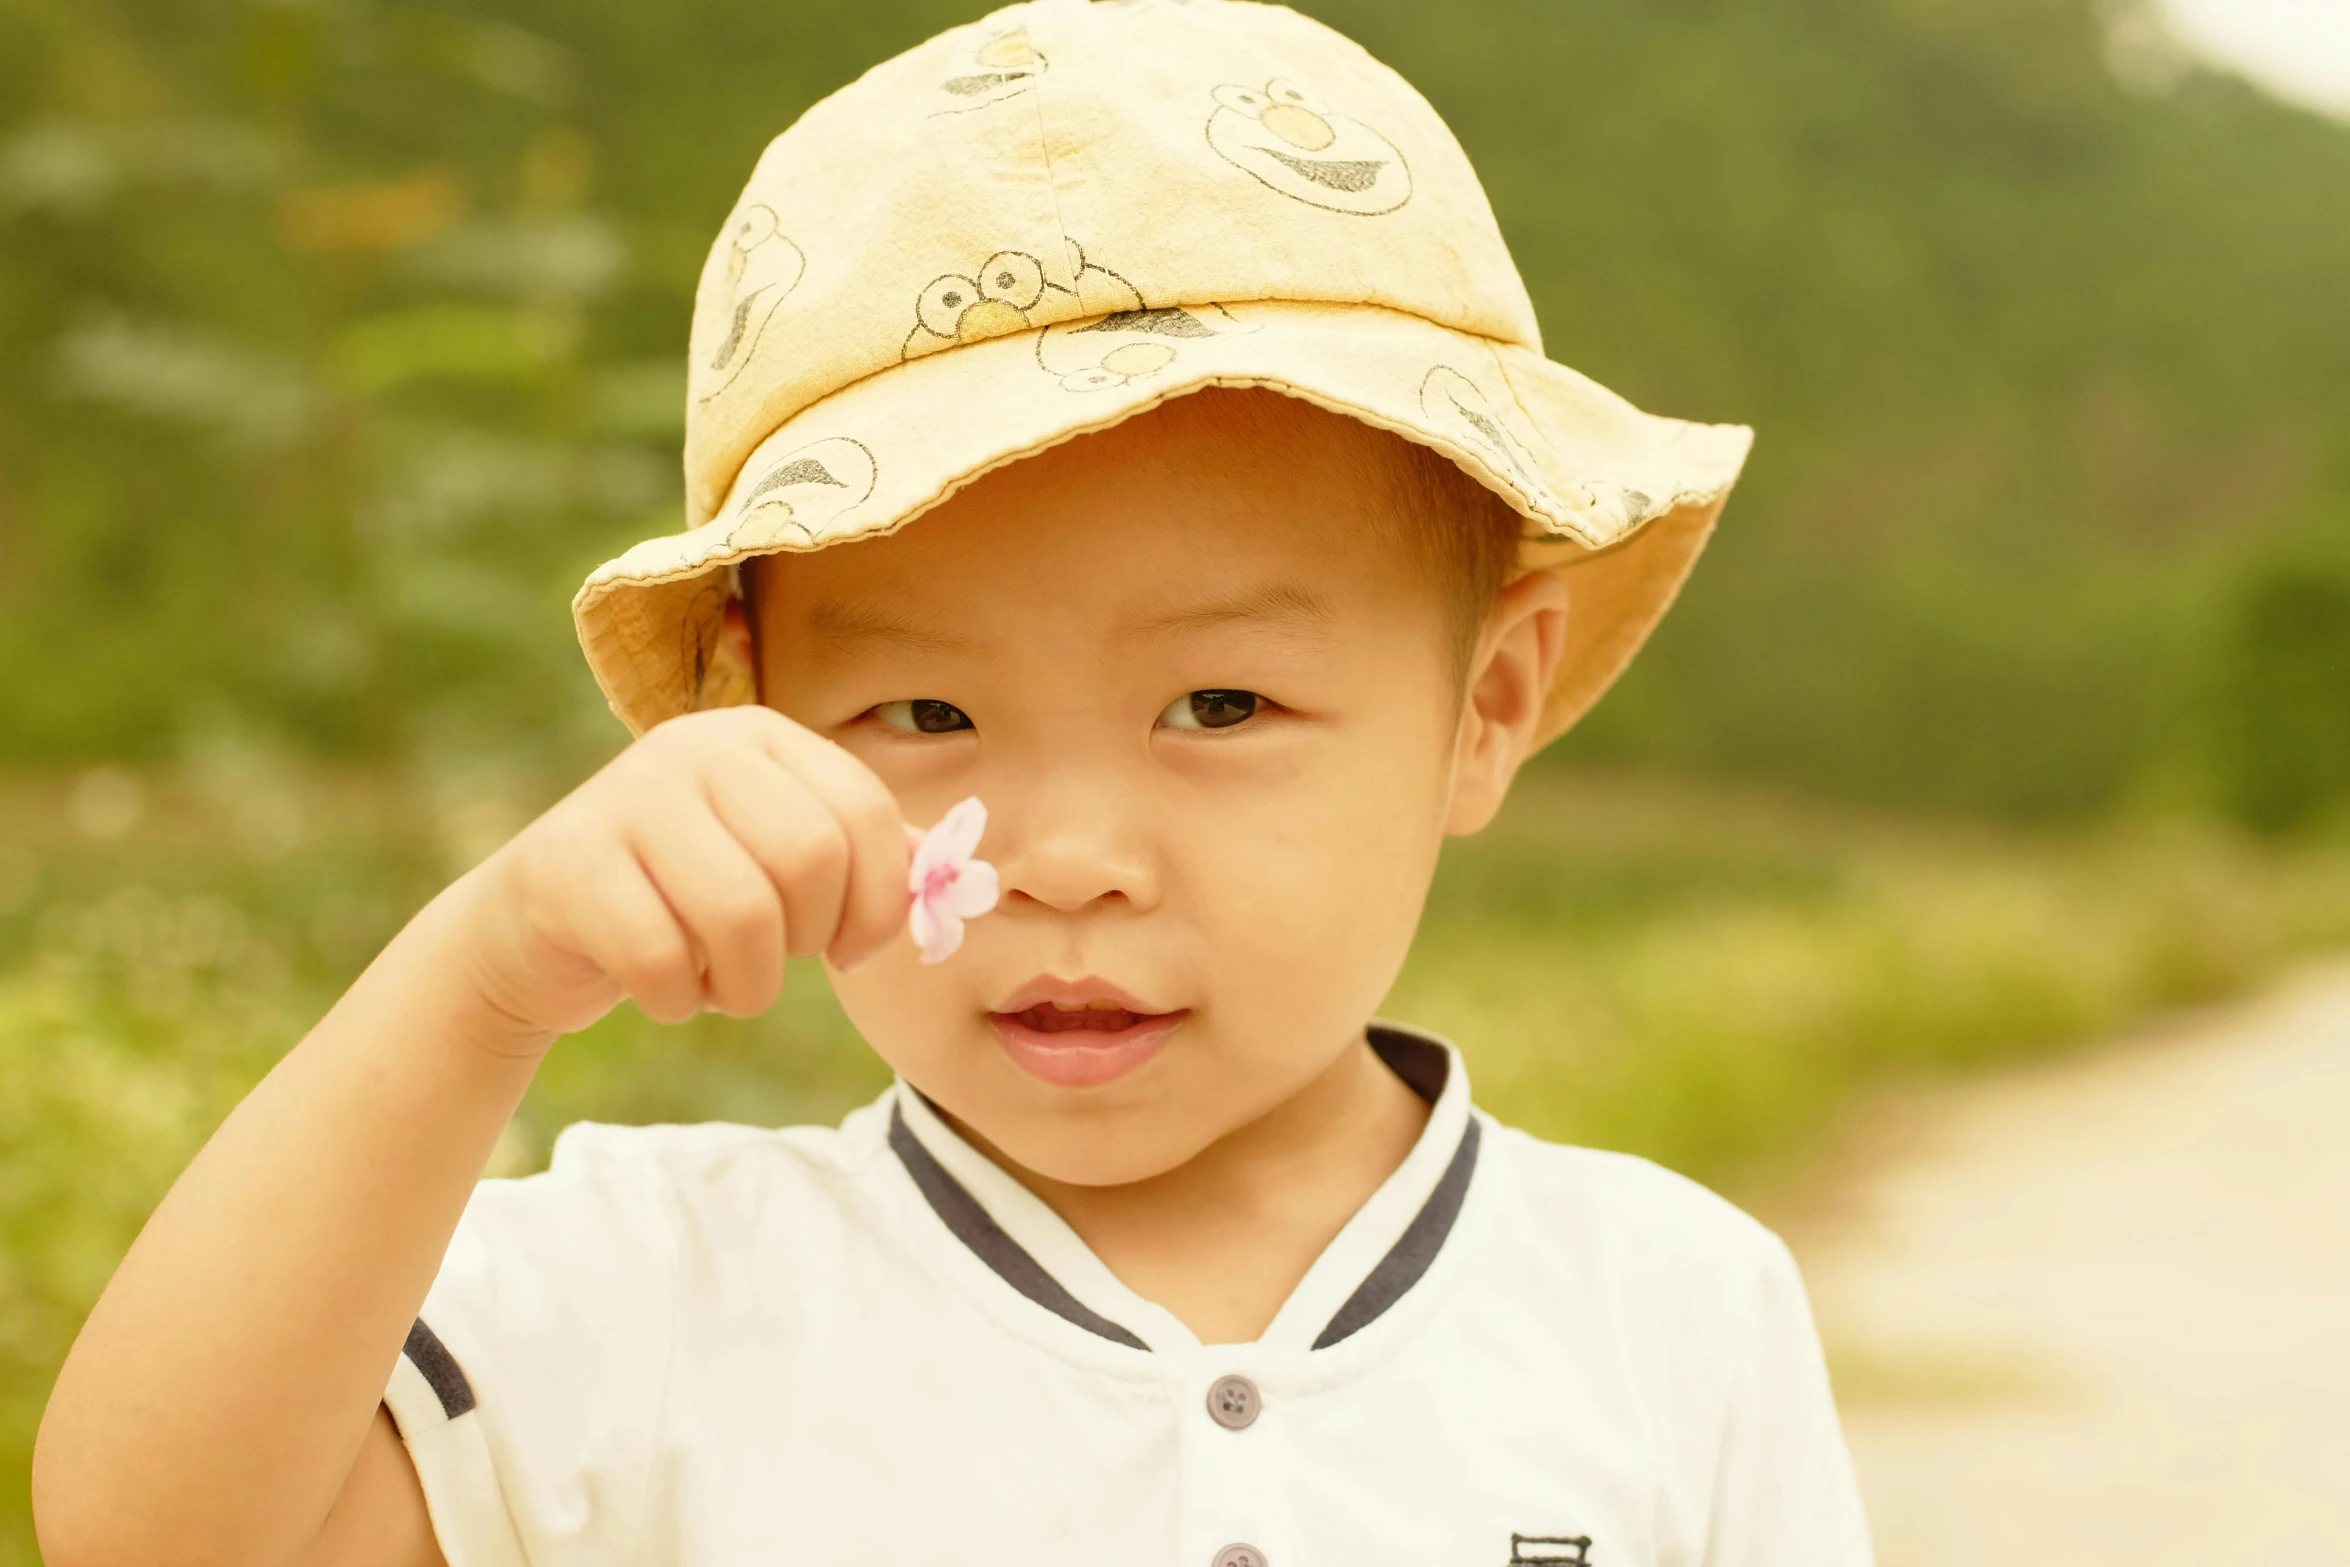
[{"left": 1509, "top": 1536, "right": 1593, "bottom": 1566}]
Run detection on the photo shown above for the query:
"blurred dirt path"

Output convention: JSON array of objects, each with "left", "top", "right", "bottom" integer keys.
[{"left": 1784, "top": 964, "right": 2350, "bottom": 1566}]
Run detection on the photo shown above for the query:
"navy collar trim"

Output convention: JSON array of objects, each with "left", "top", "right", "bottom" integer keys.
[
  {"left": 888, "top": 1103, "right": 1151, "bottom": 1350},
  {"left": 1311, "top": 1115, "right": 1480, "bottom": 1348},
  {"left": 888, "top": 1028, "right": 1481, "bottom": 1353}
]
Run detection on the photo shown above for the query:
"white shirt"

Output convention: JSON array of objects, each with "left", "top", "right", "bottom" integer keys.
[{"left": 387, "top": 1025, "right": 1872, "bottom": 1567}]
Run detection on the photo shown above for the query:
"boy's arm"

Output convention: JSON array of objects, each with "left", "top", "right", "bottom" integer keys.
[
  {"left": 30, "top": 708, "right": 912, "bottom": 1567},
  {"left": 38, "top": 890, "right": 532, "bottom": 1567},
  {"left": 302, "top": 1411, "right": 449, "bottom": 1567}
]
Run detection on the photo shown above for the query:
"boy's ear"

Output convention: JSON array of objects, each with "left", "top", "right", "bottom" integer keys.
[
  {"left": 1444, "top": 569, "right": 1570, "bottom": 836},
  {"left": 698, "top": 597, "right": 762, "bottom": 711}
]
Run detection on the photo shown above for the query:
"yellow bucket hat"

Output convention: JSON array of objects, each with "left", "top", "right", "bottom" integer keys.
[{"left": 574, "top": 0, "right": 1753, "bottom": 745}]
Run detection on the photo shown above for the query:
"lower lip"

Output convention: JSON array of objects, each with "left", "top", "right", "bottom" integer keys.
[{"left": 989, "top": 1009, "right": 1187, "bottom": 1089}]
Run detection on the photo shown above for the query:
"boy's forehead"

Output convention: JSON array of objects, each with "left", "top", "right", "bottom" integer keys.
[
  {"left": 800, "top": 570, "right": 1337, "bottom": 636},
  {"left": 765, "top": 544, "right": 1353, "bottom": 668},
  {"left": 756, "top": 396, "right": 1426, "bottom": 646}
]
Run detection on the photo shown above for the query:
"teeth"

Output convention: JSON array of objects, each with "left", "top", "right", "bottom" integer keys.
[
  {"left": 1022, "top": 1003, "right": 1141, "bottom": 1034},
  {"left": 1046, "top": 999, "right": 1133, "bottom": 1012}
]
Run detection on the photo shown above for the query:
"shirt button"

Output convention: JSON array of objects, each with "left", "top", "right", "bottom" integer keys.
[
  {"left": 1212, "top": 1546, "right": 1267, "bottom": 1567},
  {"left": 1205, "top": 1373, "right": 1261, "bottom": 1430}
]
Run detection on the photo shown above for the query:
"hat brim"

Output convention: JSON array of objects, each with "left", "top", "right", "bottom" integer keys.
[{"left": 574, "top": 299, "right": 1751, "bottom": 745}]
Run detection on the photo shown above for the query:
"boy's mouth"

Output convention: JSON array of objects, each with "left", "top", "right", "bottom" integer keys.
[
  {"left": 988, "top": 981, "right": 1186, "bottom": 1088},
  {"left": 1005, "top": 1000, "right": 1154, "bottom": 1034}
]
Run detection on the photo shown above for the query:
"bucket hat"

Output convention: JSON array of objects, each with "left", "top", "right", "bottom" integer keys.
[{"left": 573, "top": 0, "right": 1753, "bottom": 745}]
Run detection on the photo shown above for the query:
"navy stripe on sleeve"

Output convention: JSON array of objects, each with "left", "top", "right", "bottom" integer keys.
[{"left": 403, "top": 1318, "right": 477, "bottom": 1419}]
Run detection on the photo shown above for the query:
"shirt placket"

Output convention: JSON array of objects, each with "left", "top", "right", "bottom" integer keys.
[{"left": 1174, "top": 1354, "right": 1298, "bottom": 1567}]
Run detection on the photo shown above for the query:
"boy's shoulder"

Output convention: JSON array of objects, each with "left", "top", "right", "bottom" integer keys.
[
  {"left": 1474, "top": 1118, "right": 1821, "bottom": 1421},
  {"left": 1480, "top": 1114, "right": 1800, "bottom": 1292},
  {"left": 542, "top": 1111, "right": 871, "bottom": 1175},
  {"left": 548, "top": 1097, "right": 893, "bottom": 1178},
  {"left": 474, "top": 1100, "right": 897, "bottom": 1248}
]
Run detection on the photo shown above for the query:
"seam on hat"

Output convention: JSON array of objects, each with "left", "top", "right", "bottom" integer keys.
[
  {"left": 1024, "top": 9, "right": 1079, "bottom": 320},
  {"left": 1483, "top": 335, "right": 1566, "bottom": 513},
  {"left": 1492, "top": 346, "right": 1754, "bottom": 540}
]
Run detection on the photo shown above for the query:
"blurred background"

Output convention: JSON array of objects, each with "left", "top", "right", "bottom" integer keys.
[{"left": 2, "top": 0, "right": 2346, "bottom": 1560}]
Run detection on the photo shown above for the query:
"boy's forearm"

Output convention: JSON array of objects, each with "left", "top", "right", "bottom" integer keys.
[{"left": 33, "top": 875, "right": 546, "bottom": 1567}]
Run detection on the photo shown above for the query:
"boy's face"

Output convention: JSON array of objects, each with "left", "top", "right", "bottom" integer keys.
[{"left": 752, "top": 394, "right": 1557, "bottom": 1186}]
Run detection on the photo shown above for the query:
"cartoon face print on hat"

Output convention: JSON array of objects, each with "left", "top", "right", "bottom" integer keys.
[
  {"left": 726, "top": 437, "right": 879, "bottom": 549},
  {"left": 1419, "top": 366, "right": 1575, "bottom": 516},
  {"left": 1206, "top": 78, "right": 1412, "bottom": 216},
  {"left": 904, "top": 251, "right": 1076, "bottom": 361},
  {"left": 1031, "top": 241, "right": 1253, "bottom": 392},
  {"left": 932, "top": 27, "right": 1047, "bottom": 113},
  {"left": 692, "top": 204, "right": 806, "bottom": 400},
  {"left": 1038, "top": 302, "right": 1253, "bottom": 393}
]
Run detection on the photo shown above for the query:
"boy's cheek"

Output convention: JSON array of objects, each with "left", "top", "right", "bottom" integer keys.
[
  {"left": 1181, "top": 758, "right": 1444, "bottom": 914},
  {"left": 1177, "top": 813, "right": 1435, "bottom": 1024},
  {"left": 1197, "top": 851, "right": 1428, "bottom": 1027}
]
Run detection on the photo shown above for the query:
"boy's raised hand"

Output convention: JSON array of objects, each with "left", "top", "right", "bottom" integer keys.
[
  {"left": 454, "top": 705, "right": 914, "bottom": 1043},
  {"left": 31, "top": 704, "right": 914, "bottom": 1567}
]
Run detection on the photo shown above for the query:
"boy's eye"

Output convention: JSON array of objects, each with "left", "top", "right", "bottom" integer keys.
[
  {"left": 1158, "top": 690, "right": 1261, "bottom": 730},
  {"left": 874, "top": 699, "right": 973, "bottom": 734}
]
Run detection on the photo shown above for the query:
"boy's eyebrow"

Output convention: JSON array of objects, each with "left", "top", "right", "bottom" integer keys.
[
  {"left": 801, "top": 598, "right": 980, "bottom": 657},
  {"left": 1124, "top": 581, "right": 1339, "bottom": 642}
]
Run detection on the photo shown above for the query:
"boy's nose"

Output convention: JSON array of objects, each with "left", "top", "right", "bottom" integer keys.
[{"left": 992, "top": 791, "right": 1162, "bottom": 915}]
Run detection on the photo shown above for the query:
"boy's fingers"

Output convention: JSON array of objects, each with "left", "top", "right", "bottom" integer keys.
[
  {"left": 567, "top": 851, "right": 703, "bottom": 1025},
  {"left": 752, "top": 718, "right": 913, "bottom": 966},
  {"left": 701, "top": 754, "right": 852, "bottom": 962},
  {"left": 625, "top": 798, "right": 786, "bottom": 1019}
]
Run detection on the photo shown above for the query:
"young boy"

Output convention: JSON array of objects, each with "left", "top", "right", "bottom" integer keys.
[{"left": 34, "top": 3, "right": 1870, "bottom": 1564}]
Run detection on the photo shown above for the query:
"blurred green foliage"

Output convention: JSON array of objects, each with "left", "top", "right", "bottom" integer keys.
[
  {"left": 2210, "top": 552, "right": 2350, "bottom": 831},
  {"left": 1, "top": 0, "right": 2346, "bottom": 822}
]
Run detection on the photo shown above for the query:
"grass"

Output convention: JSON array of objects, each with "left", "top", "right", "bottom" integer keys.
[
  {"left": 2, "top": 762, "right": 2346, "bottom": 1561},
  {"left": 1399, "top": 773, "right": 2350, "bottom": 1176}
]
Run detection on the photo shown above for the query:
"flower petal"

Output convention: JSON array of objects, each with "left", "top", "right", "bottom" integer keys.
[
  {"left": 930, "top": 796, "right": 989, "bottom": 863},
  {"left": 907, "top": 892, "right": 939, "bottom": 949},
  {"left": 917, "top": 910, "right": 965, "bottom": 964},
  {"left": 944, "top": 858, "right": 999, "bottom": 919}
]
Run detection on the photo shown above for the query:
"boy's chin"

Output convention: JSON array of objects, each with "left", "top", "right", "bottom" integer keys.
[
  {"left": 986, "top": 1121, "right": 1224, "bottom": 1189},
  {"left": 918, "top": 1075, "right": 1235, "bottom": 1190}
]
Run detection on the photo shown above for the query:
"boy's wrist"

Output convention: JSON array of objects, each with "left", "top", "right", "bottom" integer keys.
[{"left": 370, "top": 874, "right": 568, "bottom": 1069}]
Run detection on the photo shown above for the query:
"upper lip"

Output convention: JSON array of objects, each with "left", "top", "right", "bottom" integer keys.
[{"left": 990, "top": 975, "right": 1174, "bottom": 1016}]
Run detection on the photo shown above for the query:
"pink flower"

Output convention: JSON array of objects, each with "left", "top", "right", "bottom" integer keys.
[{"left": 907, "top": 796, "right": 1000, "bottom": 964}]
